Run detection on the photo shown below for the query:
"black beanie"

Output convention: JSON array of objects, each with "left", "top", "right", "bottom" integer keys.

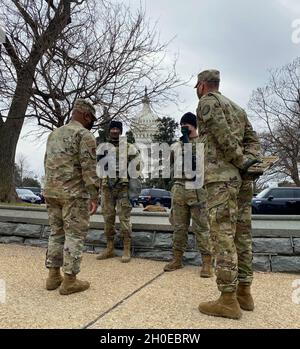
[
  {"left": 180, "top": 112, "right": 197, "bottom": 128},
  {"left": 109, "top": 120, "right": 123, "bottom": 134}
]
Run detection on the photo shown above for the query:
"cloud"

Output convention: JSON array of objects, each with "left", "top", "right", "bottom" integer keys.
[
  {"left": 14, "top": 0, "right": 300, "bottom": 171},
  {"left": 278, "top": 0, "right": 300, "bottom": 14},
  {"left": 16, "top": 124, "right": 47, "bottom": 179}
]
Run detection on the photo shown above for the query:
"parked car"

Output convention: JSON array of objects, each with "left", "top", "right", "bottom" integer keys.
[
  {"left": 138, "top": 188, "right": 172, "bottom": 208},
  {"left": 252, "top": 187, "right": 300, "bottom": 215},
  {"left": 130, "top": 196, "right": 139, "bottom": 207},
  {"left": 21, "top": 187, "right": 45, "bottom": 203},
  {"left": 16, "top": 188, "right": 42, "bottom": 204}
]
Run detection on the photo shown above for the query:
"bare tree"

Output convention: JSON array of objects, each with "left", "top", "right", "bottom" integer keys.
[
  {"left": 0, "top": 0, "right": 183, "bottom": 202},
  {"left": 14, "top": 153, "right": 37, "bottom": 187},
  {"left": 249, "top": 57, "right": 300, "bottom": 186},
  {"left": 0, "top": 0, "right": 76, "bottom": 201},
  {"left": 16, "top": 153, "right": 29, "bottom": 186},
  {"left": 25, "top": 2, "right": 182, "bottom": 133}
]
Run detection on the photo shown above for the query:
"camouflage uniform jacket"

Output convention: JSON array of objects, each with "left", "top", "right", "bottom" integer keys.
[
  {"left": 196, "top": 91, "right": 260, "bottom": 184},
  {"left": 170, "top": 136, "right": 199, "bottom": 183},
  {"left": 99, "top": 138, "right": 141, "bottom": 188},
  {"left": 44, "top": 120, "right": 100, "bottom": 200},
  {"left": 170, "top": 137, "right": 206, "bottom": 201}
]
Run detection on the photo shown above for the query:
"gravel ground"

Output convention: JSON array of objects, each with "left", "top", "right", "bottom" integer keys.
[
  {"left": 0, "top": 244, "right": 299, "bottom": 329},
  {"left": 0, "top": 244, "right": 163, "bottom": 329},
  {"left": 91, "top": 267, "right": 300, "bottom": 329}
]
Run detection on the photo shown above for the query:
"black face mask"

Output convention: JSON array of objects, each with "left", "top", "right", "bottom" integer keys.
[
  {"left": 86, "top": 114, "right": 95, "bottom": 131},
  {"left": 181, "top": 126, "right": 191, "bottom": 144},
  {"left": 181, "top": 126, "right": 191, "bottom": 136},
  {"left": 86, "top": 120, "right": 94, "bottom": 131}
]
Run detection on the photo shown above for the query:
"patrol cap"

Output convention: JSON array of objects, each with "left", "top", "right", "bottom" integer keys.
[
  {"left": 180, "top": 112, "right": 197, "bottom": 128},
  {"left": 109, "top": 120, "right": 123, "bottom": 134},
  {"left": 74, "top": 99, "right": 96, "bottom": 120},
  {"left": 194, "top": 69, "right": 220, "bottom": 88}
]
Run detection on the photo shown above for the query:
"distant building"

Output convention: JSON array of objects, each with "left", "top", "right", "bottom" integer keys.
[
  {"left": 131, "top": 88, "right": 159, "bottom": 179},
  {"left": 131, "top": 88, "right": 158, "bottom": 145}
]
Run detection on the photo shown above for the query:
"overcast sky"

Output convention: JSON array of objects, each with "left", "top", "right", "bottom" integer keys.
[{"left": 16, "top": 0, "right": 300, "bottom": 179}]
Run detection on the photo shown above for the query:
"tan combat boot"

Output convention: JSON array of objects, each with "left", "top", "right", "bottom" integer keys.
[
  {"left": 163, "top": 250, "right": 183, "bottom": 272},
  {"left": 96, "top": 239, "right": 115, "bottom": 260},
  {"left": 198, "top": 292, "right": 242, "bottom": 320},
  {"left": 200, "top": 254, "right": 214, "bottom": 278},
  {"left": 59, "top": 273, "right": 90, "bottom": 295},
  {"left": 121, "top": 237, "right": 131, "bottom": 263},
  {"left": 237, "top": 283, "right": 254, "bottom": 311},
  {"left": 46, "top": 267, "right": 63, "bottom": 290}
]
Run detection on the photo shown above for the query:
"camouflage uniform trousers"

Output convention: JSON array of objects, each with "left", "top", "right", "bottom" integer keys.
[
  {"left": 206, "top": 179, "right": 253, "bottom": 293},
  {"left": 170, "top": 183, "right": 213, "bottom": 256},
  {"left": 101, "top": 184, "right": 132, "bottom": 239},
  {"left": 45, "top": 197, "right": 90, "bottom": 275}
]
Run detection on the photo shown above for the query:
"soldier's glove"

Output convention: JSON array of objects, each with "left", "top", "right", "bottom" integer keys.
[
  {"left": 241, "top": 171, "right": 262, "bottom": 181},
  {"left": 240, "top": 158, "right": 263, "bottom": 180},
  {"left": 240, "top": 158, "right": 262, "bottom": 173}
]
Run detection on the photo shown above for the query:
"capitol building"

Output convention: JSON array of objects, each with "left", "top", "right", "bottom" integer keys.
[
  {"left": 131, "top": 88, "right": 159, "bottom": 178},
  {"left": 131, "top": 88, "right": 158, "bottom": 145}
]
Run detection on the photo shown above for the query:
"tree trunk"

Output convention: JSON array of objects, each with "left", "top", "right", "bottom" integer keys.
[
  {"left": 292, "top": 174, "right": 300, "bottom": 187},
  {"left": 0, "top": 1, "right": 72, "bottom": 202},
  {"left": 291, "top": 160, "right": 300, "bottom": 187},
  {"left": 0, "top": 126, "right": 19, "bottom": 202},
  {"left": 0, "top": 73, "right": 33, "bottom": 202}
]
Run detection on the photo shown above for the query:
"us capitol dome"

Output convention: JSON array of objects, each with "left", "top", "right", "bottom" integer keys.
[{"left": 131, "top": 87, "right": 158, "bottom": 145}]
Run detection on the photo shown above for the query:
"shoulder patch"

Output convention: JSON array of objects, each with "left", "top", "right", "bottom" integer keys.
[{"left": 202, "top": 105, "right": 210, "bottom": 116}]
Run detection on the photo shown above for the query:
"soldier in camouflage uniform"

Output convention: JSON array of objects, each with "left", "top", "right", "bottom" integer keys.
[
  {"left": 96, "top": 121, "right": 140, "bottom": 263},
  {"left": 164, "top": 113, "right": 214, "bottom": 277},
  {"left": 195, "top": 70, "right": 261, "bottom": 319},
  {"left": 44, "top": 99, "right": 100, "bottom": 295}
]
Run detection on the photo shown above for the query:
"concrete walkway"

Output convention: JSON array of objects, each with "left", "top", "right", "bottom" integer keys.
[{"left": 0, "top": 244, "right": 299, "bottom": 329}]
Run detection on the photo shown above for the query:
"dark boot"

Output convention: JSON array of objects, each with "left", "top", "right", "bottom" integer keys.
[
  {"left": 46, "top": 267, "right": 63, "bottom": 290},
  {"left": 163, "top": 250, "right": 183, "bottom": 272},
  {"left": 59, "top": 273, "right": 90, "bottom": 295},
  {"left": 200, "top": 254, "right": 214, "bottom": 278},
  {"left": 198, "top": 291, "right": 242, "bottom": 320},
  {"left": 96, "top": 239, "right": 115, "bottom": 260},
  {"left": 121, "top": 237, "right": 131, "bottom": 263},
  {"left": 237, "top": 284, "right": 254, "bottom": 311}
]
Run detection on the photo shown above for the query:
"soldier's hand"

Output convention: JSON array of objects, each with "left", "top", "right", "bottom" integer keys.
[
  {"left": 241, "top": 171, "right": 263, "bottom": 181},
  {"left": 89, "top": 199, "right": 98, "bottom": 215}
]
